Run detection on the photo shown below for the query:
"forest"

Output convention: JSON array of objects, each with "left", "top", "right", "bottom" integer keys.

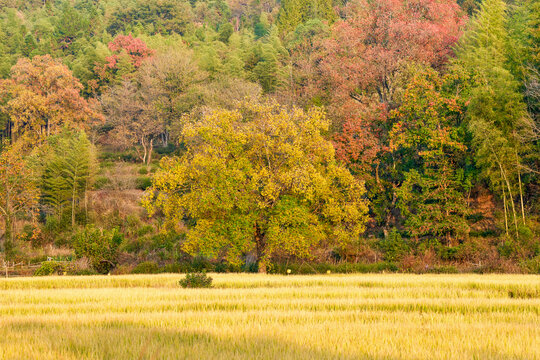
[{"left": 0, "top": 0, "right": 538, "bottom": 275}]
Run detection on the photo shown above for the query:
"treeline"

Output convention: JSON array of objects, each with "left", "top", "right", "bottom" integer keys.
[{"left": 0, "top": 0, "right": 538, "bottom": 274}]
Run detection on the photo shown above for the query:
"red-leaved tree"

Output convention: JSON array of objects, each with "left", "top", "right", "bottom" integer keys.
[
  {"left": 321, "top": 0, "right": 466, "bottom": 178},
  {"left": 93, "top": 34, "right": 155, "bottom": 90}
]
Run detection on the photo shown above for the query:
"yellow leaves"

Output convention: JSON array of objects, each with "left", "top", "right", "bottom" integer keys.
[{"left": 143, "top": 100, "right": 370, "bottom": 266}]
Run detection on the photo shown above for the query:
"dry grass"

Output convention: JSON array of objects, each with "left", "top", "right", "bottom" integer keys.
[{"left": 0, "top": 274, "right": 539, "bottom": 359}]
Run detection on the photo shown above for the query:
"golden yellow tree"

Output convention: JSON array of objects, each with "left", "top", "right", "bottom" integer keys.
[{"left": 144, "top": 101, "right": 369, "bottom": 272}]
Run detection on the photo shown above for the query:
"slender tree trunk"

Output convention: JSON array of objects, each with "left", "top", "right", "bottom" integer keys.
[
  {"left": 141, "top": 136, "right": 147, "bottom": 164},
  {"left": 71, "top": 166, "right": 79, "bottom": 228},
  {"left": 3, "top": 216, "right": 12, "bottom": 252},
  {"left": 254, "top": 224, "right": 267, "bottom": 274},
  {"left": 515, "top": 150, "right": 526, "bottom": 224},
  {"left": 502, "top": 169, "right": 519, "bottom": 239},
  {"left": 146, "top": 138, "right": 154, "bottom": 166},
  {"left": 84, "top": 181, "right": 88, "bottom": 224},
  {"left": 501, "top": 182, "right": 508, "bottom": 237},
  {"left": 72, "top": 183, "right": 76, "bottom": 228},
  {"left": 498, "top": 163, "right": 518, "bottom": 238}
]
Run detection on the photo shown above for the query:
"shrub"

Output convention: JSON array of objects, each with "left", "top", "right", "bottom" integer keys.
[
  {"left": 179, "top": 272, "right": 213, "bottom": 288},
  {"left": 72, "top": 225, "right": 124, "bottom": 274},
  {"left": 132, "top": 261, "right": 160, "bottom": 274},
  {"left": 191, "top": 255, "right": 212, "bottom": 272},
  {"left": 378, "top": 229, "right": 409, "bottom": 262},
  {"left": 269, "top": 261, "right": 398, "bottom": 275},
  {"left": 136, "top": 176, "right": 152, "bottom": 190},
  {"left": 498, "top": 239, "right": 519, "bottom": 258},
  {"left": 69, "top": 269, "right": 99, "bottom": 276},
  {"left": 214, "top": 262, "right": 229, "bottom": 273},
  {"left": 137, "top": 225, "right": 154, "bottom": 237},
  {"left": 520, "top": 255, "right": 540, "bottom": 274},
  {"left": 162, "top": 263, "right": 183, "bottom": 273},
  {"left": 93, "top": 176, "right": 111, "bottom": 190},
  {"left": 34, "top": 261, "right": 63, "bottom": 276},
  {"left": 138, "top": 167, "right": 149, "bottom": 175}
]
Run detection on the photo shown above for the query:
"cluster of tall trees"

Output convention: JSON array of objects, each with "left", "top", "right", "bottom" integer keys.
[{"left": 0, "top": 0, "right": 538, "bottom": 270}]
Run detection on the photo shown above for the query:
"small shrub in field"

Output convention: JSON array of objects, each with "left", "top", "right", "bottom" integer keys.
[
  {"left": 132, "top": 261, "right": 160, "bottom": 274},
  {"left": 138, "top": 167, "right": 149, "bottom": 175},
  {"left": 34, "top": 261, "right": 63, "bottom": 276},
  {"left": 179, "top": 272, "right": 213, "bottom": 288}
]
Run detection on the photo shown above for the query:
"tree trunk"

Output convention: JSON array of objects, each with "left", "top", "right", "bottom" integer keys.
[
  {"left": 84, "top": 181, "right": 88, "bottom": 225},
  {"left": 515, "top": 150, "right": 526, "bottom": 225},
  {"left": 71, "top": 166, "right": 79, "bottom": 228},
  {"left": 501, "top": 182, "right": 508, "bottom": 237},
  {"left": 72, "top": 184, "right": 76, "bottom": 228},
  {"left": 141, "top": 136, "right": 148, "bottom": 164},
  {"left": 2, "top": 216, "right": 12, "bottom": 252},
  {"left": 254, "top": 224, "right": 267, "bottom": 274},
  {"left": 501, "top": 167, "right": 519, "bottom": 239},
  {"left": 146, "top": 138, "right": 154, "bottom": 166}
]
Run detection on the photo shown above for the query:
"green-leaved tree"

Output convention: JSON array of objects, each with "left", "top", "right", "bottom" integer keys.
[
  {"left": 42, "top": 130, "right": 97, "bottom": 228},
  {"left": 456, "top": 0, "right": 533, "bottom": 237}
]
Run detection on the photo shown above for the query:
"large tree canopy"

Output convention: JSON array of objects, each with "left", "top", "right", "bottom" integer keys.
[
  {"left": 144, "top": 101, "right": 369, "bottom": 272},
  {"left": 0, "top": 55, "right": 103, "bottom": 146}
]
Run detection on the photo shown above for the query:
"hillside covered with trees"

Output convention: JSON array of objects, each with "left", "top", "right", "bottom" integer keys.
[{"left": 0, "top": 0, "right": 538, "bottom": 275}]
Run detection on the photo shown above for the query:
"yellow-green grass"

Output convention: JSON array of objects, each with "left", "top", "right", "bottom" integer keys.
[{"left": 1, "top": 274, "right": 539, "bottom": 359}]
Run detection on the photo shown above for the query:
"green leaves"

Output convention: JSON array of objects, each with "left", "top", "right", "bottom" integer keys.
[
  {"left": 41, "top": 130, "right": 96, "bottom": 226},
  {"left": 72, "top": 225, "right": 123, "bottom": 274}
]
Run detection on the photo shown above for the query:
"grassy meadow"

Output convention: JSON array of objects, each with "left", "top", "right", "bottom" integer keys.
[{"left": 0, "top": 274, "right": 539, "bottom": 359}]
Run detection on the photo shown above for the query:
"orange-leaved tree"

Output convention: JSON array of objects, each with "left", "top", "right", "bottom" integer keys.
[
  {"left": 0, "top": 144, "right": 39, "bottom": 253},
  {"left": 0, "top": 55, "right": 103, "bottom": 147}
]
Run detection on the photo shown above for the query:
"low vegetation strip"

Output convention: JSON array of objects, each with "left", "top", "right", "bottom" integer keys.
[{"left": 0, "top": 274, "right": 539, "bottom": 359}]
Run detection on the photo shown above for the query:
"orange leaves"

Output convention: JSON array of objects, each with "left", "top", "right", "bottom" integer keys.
[
  {"left": 0, "top": 55, "right": 103, "bottom": 147},
  {"left": 0, "top": 146, "right": 39, "bottom": 242}
]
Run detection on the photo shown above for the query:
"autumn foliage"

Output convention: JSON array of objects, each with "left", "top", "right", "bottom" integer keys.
[
  {"left": 106, "top": 34, "right": 155, "bottom": 69},
  {"left": 144, "top": 101, "right": 369, "bottom": 272},
  {"left": 0, "top": 55, "right": 103, "bottom": 146}
]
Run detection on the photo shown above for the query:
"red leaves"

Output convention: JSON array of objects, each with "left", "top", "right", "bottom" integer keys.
[
  {"left": 93, "top": 34, "right": 155, "bottom": 92},
  {"left": 321, "top": 0, "right": 466, "bottom": 106},
  {"left": 107, "top": 34, "right": 155, "bottom": 69}
]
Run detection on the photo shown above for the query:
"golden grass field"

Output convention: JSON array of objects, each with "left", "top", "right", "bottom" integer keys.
[{"left": 0, "top": 274, "right": 539, "bottom": 359}]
